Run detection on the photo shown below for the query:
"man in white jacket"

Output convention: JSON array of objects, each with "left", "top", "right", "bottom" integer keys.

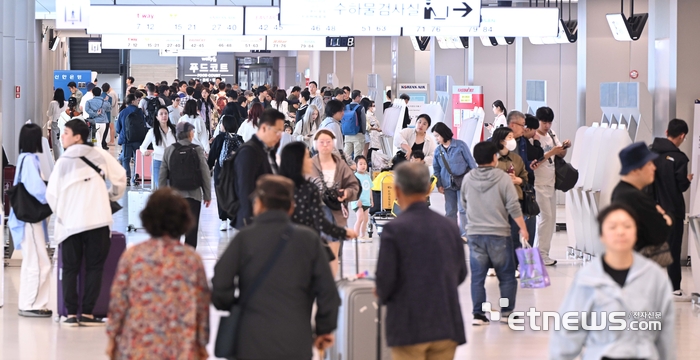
[{"left": 46, "top": 119, "right": 126, "bottom": 327}]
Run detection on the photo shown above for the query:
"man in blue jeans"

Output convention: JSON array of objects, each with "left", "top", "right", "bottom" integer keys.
[
  {"left": 115, "top": 94, "right": 144, "bottom": 185},
  {"left": 461, "top": 141, "right": 529, "bottom": 325}
]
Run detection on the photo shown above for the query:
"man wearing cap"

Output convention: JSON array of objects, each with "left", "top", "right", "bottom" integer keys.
[{"left": 611, "top": 142, "right": 672, "bottom": 252}]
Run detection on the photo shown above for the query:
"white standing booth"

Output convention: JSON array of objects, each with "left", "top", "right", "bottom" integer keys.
[{"left": 686, "top": 103, "right": 700, "bottom": 304}]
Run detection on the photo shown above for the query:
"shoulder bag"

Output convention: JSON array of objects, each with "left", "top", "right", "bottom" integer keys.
[
  {"left": 79, "top": 156, "right": 123, "bottom": 214},
  {"left": 215, "top": 225, "right": 293, "bottom": 358},
  {"left": 7, "top": 157, "right": 53, "bottom": 223},
  {"left": 317, "top": 162, "right": 343, "bottom": 211},
  {"left": 439, "top": 147, "right": 468, "bottom": 189},
  {"left": 548, "top": 131, "right": 579, "bottom": 192}
]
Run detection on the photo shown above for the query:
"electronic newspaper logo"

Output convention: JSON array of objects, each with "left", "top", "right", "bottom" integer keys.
[{"left": 482, "top": 298, "right": 663, "bottom": 331}]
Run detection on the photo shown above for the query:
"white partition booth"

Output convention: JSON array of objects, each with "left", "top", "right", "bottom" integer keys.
[
  {"left": 686, "top": 103, "right": 700, "bottom": 304},
  {"left": 525, "top": 80, "right": 547, "bottom": 115},
  {"left": 434, "top": 75, "right": 454, "bottom": 123},
  {"left": 599, "top": 82, "right": 653, "bottom": 145}
]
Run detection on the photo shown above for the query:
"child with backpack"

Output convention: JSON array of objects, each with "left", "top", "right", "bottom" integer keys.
[{"left": 350, "top": 156, "right": 373, "bottom": 240}]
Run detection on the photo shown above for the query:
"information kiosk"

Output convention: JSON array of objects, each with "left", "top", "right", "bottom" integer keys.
[{"left": 451, "top": 85, "right": 485, "bottom": 150}]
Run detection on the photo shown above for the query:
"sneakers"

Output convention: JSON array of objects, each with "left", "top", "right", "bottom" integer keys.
[
  {"left": 487, "top": 268, "right": 496, "bottom": 277},
  {"left": 472, "top": 313, "right": 490, "bottom": 326},
  {"left": 673, "top": 290, "right": 691, "bottom": 302},
  {"left": 78, "top": 315, "right": 106, "bottom": 327},
  {"left": 62, "top": 317, "right": 80, "bottom": 327},
  {"left": 542, "top": 256, "right": 558, "bottom": 266},
  {"left": 219, "top": 220, "right": 228, "bottom": 231},
  {"left": 18, "top": 309, "right": 52, "bottom": 318}
]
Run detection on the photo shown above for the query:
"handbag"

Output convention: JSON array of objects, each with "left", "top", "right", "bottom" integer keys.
[
  {"left": 317, "top": 162, "right": 343, "bottom": 211},
  {"left": 520, "top": 182, "right": 540, "bottom": 217},
  {"left": 214, "top": 226, "right": 293, "bottom": 358},
  {"left": 515, "top": 243, "right": 551, "bottom": 289},
  {"left": 79, "top": 156, "right": 123, "bottom": 214},
  {"left": 548, "top": 131, "right": 579, "bottom": 192},
  {"left": 7, "top": 157, "right": 53, "bottom": 223},
  {"left": 639, "top": 242, "right": 674, "bottom": 267},
  {"left": 438, "top": 148, "right": 467, "bottom": 189}
]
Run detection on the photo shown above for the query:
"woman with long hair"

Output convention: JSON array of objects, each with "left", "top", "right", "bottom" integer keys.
[
  {"left": 178, "top": 99, "right": 209, "bottom": 154},
  {"left": 292, "top": 104, "right": 321, "bottom": 147},
  {"left": 271, "top": 89, "right": 290, "bottom": 121},
  {"left": 200, "top": 87, "right": 215, "bottom": 139},
  {"left": 48, "top": 89, "right": 68, "bottom": 159},
  {"left": 485, "top": 100, "right": 508, "bottom": 137},
  {"left": 55, "top": 97, "right": 84, "bottom": 159},
  {"left": 9, "top": 124, "right": 53, "bottom": 318},
  {"left": 238, "top": 102, "right": 263, "bottom": 142},
  {"left": 140, "top": 107, "right": 177, "bottom": 189}
]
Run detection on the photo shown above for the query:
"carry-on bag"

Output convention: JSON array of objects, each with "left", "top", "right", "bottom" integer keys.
[
  {"left": 134, "top": 149, "right": 153, "bottom": 185},
  {"left": 127, "top": 151, "right": 153, "bottom": 231},
  {"left": 57, "top": 231, "right": 126, "bottom": 319}
]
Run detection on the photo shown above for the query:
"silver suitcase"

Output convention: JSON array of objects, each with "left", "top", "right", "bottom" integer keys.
[
  {"left": 127, "top": 152, "right": 153, "bottom": 232},
  {"left": 329, "top": 240, "right": 391, "bottom": 360}
]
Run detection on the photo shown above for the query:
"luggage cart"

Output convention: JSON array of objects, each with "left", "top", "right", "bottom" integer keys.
[{"left": 368, "top": 171, "right": 396, "bottom": 238}]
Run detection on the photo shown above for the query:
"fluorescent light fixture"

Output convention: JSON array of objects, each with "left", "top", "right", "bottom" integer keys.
[{"left": 606, "top": 13, "right": 648, "bottom": 41}]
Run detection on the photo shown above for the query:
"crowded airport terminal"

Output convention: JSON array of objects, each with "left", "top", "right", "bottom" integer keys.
[{"left": 1, "top": 0, "right": 700, "bottom": 359}]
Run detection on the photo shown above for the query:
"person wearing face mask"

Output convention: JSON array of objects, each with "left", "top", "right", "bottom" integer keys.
[
  {"left": 432, "top": 122, "right": 477, "bottom": 240},
  {"left": 394, "top": 114, "right": 437, "bottom": 165},
  {"left": 490, "top": 127, "right": 529, "bottom": 277}
]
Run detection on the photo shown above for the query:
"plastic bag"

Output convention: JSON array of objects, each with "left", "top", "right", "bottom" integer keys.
[{"left": 516, "top": 243, "right": 551, "bottom": 289}]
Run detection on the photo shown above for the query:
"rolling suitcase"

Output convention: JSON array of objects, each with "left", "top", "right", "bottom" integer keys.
[
  {"left": 330, "top": 239, "right": 391, "bottom": 360},
  {"left": 134, "top": 150, "right": 153, "bottom": 185},
  {"left": 57, "top": 231, "right": 126, "bottom": 319},
  {"left": 127, "top": 151, "right": 153, "bottom": 232}
]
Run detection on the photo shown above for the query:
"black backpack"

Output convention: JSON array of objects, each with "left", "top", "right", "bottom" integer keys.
[
  {"left": 168, "top": 143, "right": 203, "bottom": 190},
  {"left": 216, "top": 143, "right": 250, "bottom": 218},
  {"left": 125, "top": 110, "right": 147, "bottom": 144},
  {"left": 145, "top": 97, "right": 160, "bottom": 127}
]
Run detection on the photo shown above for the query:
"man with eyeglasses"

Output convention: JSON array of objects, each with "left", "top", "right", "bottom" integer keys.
[
  {"left": 233, "top": 108, "right": 286, "bottom": 229},
  {"left": 507, "top": 111, "right": 538, "bottom": 252}
]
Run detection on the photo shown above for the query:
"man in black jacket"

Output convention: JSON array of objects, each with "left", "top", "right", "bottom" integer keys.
[
  {"left": 233, "top": 108, "right": 285, "bottom": 228},
  {"left": 212, "top": 175, "right": 340, "bottom": 359},
  {"left": 376, "top": 162, "right": 467, "bottom": 359},
  {"left": 649, "top": 119, "right": 693, "bottom": 298},
  {"left": 611, "top": 142, "right": 673, "bottom": 252}
]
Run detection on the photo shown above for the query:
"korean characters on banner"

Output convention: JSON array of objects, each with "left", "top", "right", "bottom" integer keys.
[
  {"left": 177, "top": 54, "right": 234, "bottom": 84},
  {"left": 54, "top": 70, "right": 93, "bottom": 99}
]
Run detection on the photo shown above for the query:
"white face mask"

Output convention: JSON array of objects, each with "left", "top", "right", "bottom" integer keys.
[{"left": 505, "top": 138, "right": 517, "bottom": 152}]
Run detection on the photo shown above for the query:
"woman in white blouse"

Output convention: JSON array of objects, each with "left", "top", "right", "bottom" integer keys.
[
  {"left": 485, "top": 100, "right": 507, "bottom": 138},
  {"left": 393, "top": 114, "right": 436, "bottom": 165},
  {"left": 178, "top": 99, "right": 210, "bottom": 154},
  {"left": 47, "top": 89, "right": 68, "bottom": 159},
  {"left": 270, "top": 89, "right": 291, "bottom": 122},
  {"left": 140, "top": 107, "right": 177, "bottom": 189},
  {"left": 237, "top": 102, "right": 263, "bottom": 142}
]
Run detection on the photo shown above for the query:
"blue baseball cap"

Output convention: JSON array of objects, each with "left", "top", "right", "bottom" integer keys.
[{"left": 619, "top": 142, "right": 658, "bottom": 175}]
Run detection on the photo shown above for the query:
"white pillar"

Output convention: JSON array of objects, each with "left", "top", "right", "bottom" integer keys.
[
  {"left": 467, "top": 38, "right": 474, "bottom": 85},
  {"left": 15, "top": 0, "right": 28, "bottom": 130},
  {"left": 0, "top": 0, "right": 5, "bottom": 310},
  {"left": 309, "top": 50, "right": 321, "bottom": 85},
  {"left": 2, "top": 0, "right": 16, "bottom": 161},
  {"left": 514, "top": 37, "right": 523, "bottom": 112},
  {"left": 27, "top": 1, "right": 37, "bottom": 127},
  {"left": 576, "top": 0, "right": 588, "bottom": 128},
  {"left": 428, "top": 36, "right": 436, "bottom": 102}
]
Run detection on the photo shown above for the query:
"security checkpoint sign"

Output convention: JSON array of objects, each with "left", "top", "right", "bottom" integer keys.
[{"left": 279, "top": 0, "right": 481, "bottom": 28}]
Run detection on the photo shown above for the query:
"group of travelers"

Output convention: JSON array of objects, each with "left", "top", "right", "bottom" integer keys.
[{"left": 5, "top": 75, "right": 686, "bottom": 360}]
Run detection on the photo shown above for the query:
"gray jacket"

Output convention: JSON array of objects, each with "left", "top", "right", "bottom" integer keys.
[
  {"left": 159, "top": 139, "right": 211, "bottom": 202},
  {"left": 550, "top": 253, "right": 675, "bottom": 360},
  {"left": 460, "top": 166, "right": 522, "bottom": 237}
]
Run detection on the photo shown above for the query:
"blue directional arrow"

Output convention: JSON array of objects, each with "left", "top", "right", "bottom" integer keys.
[{"left": 454, "top": 2, "right": 473, "bottom": 17}]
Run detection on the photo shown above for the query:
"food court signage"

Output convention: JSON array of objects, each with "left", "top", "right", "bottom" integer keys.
[{"left": 177, "top": 54, "right": 235, "bottom": 84}]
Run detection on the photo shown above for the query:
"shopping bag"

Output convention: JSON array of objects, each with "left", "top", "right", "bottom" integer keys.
[{"left": 516, "top": 244, "right": 551, "bottom": 289}]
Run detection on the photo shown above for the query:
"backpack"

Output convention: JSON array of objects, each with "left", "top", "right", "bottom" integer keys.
[
  {"left": 341, "top": 104, "right": 362, "bottom": 135},
  {"left": 145, "top": 97, "right": 160, "bottom": 127},
  {"left": 216, "top": 96, "right": 227, "bottom": 113},
  {"left": 216, "top": 144, "right": 250, "bottom": 218},
  {"left": 125, "top": 110, "right": 147, "bottom": 144},
  {"left": 168, "top": 143, "right": 203, "bottom": 190},
  {"left": 218, "top": 132, "right": 244, "bottom": 166}
]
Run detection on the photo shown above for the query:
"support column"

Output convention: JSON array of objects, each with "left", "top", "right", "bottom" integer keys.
[
  {"left": 309, "top": 50, "right": 321, "bottom": 84},
  {"left": 648, "top": 0, "right": 677, "bottom": 138},
  {"left": 15, "top": 0, "right": 28, "bottom": 130},
  {"left": 514, "top": 37, "right": 523, "bottom": 112},
  {"left": 429, "top": 36, "right": 436, "bottom": 102},
  {"left": 467, "top": 39, "right": 474, "bottom": 85},
  {"left": 390, "top": 36, "right": 398, "bottom": 98},
  {"left": 2, "top": 0, "right": 16, "bottom": 161},
  {"left": 27, "top": 1, "right": 37, "bottom": 127}
]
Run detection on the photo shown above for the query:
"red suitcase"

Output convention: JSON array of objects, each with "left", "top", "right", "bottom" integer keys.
[
  {"left": 3, "top": 165, "right": 16, "bottom": 220},
  {"left": 134, "top": 150, "right": 153, "bottom": 185},
  {"left": 57, "top": 231, "right": 126, "bottom": 318}
]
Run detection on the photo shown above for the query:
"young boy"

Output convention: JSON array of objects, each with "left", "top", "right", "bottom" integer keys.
[{"left": 351, "top": 156, "right": 373, "bottom": 239}]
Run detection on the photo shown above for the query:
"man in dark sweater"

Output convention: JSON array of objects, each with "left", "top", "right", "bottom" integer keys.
[
  {"left": 611, "top": 142, "right": 673, "bottom": 253},
  {"left": 376, "top": 162, "right": 467, "bottom": 359},
  {"left": 649, "top": 119, "right": 693, "bottom": 299}
]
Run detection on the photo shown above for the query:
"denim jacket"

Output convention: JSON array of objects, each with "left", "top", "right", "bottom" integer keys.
[
  {"left": 85, "top": 95, "right": 111, "bottom": 124},
  {"left": 432, "top": 139, "right": 477, "bottom": 189}
]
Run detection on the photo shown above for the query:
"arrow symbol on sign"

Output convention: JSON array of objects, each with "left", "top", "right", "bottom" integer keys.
[{"left": 454, "top": 2, "right": 473, "bottom": 17}]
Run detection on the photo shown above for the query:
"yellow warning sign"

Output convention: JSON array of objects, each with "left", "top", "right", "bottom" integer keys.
[{"left": 460, "top": 94, "right": 472, "bottom": 103}]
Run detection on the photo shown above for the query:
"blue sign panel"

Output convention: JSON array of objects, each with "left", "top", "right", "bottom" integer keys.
[{"left": 53, "top": 70, "right": 92, "bottom": 100}]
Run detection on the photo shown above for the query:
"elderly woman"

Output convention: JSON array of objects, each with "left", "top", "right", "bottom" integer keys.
[
  {"left": 106, "top": 188, "right": 210, "bottom": 360},
  {"left": 432, "top": 122, "right": 477, "bottom": 239},
  {"left": 311, "top": 129, "right": 360, "bottom": 275},
  {"left": 394, "top": 113, "right": 436, "bottom": 164}
]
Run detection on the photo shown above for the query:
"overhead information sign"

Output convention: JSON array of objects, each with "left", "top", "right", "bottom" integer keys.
[
  {"left": 246, "top": 7, "right": 401, "bottom": 36},
  {"left": 280, "top": 0, "right": 480, "bottom": 28},
  {"left": 101, "top": 34, "right": 183, "bottom": 50},
  {"left": 160, "top": 48, "right": 216, "bottom": 57},
  {"left": 87, "top": 6, "right": 244, "bottom": 35},
  {"left": 55, "top": 0, "right": 90, "bottom": 29},
  {"left": 266, "top": 36, "right": 348, "bottom": 51},
  {"left": 403, "top": 8, "right": 559, "bottom": 36},
  {"left": 184, "top": 35, "right": 266, "bottom": 52}
]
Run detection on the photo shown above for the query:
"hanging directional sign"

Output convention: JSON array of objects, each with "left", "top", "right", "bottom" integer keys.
[
  {"left": 280, "top": 0, "right": 480, "bottom": 28},
  {"left": 101, "top": 34, "right": 183, "bottom": 50},
  {"left": 183, "top": 35, "right": 266, "bottom": 52}
]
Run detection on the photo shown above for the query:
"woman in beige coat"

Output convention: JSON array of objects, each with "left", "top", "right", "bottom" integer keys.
[{"left": 311, "top": 129, "right": 360, "bottom": 276}]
